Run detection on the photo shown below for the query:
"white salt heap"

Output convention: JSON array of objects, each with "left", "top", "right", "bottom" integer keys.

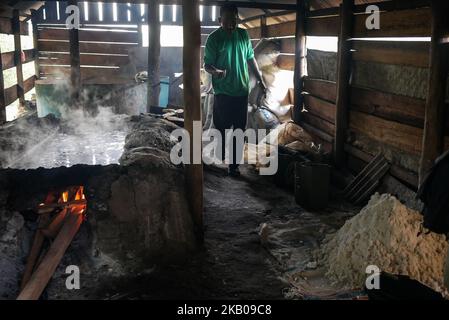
[{"left": 319, "top": 193, "right": 449, "bottom": 297}]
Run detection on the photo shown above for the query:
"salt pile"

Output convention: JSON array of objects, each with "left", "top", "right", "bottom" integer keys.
[{"left": 318, "top": 193, "right": 449, "bottom": 297}]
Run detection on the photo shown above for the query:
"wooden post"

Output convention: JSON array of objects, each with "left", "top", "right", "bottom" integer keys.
[
  {"left": 0, "top": 46, "right": 5, "bottom": 123},
  {"left": 13, "top": 9, "right": 25, "bottom": 108},
  {"left": 133, "top": 4, "right": 144, "bottom": 47},
  {"left": 333, "top": 0, "right": 354, "bottom": 168},
  {"left": 183, "top": 0, "right": 203, "bottom": 241},
  {"left": 260, "top": 15, "right": 267, "bottom": 38},
  {"left": 419, "top": 0, "right": 449, "bottom": 185},
  {"left": 68, "top": 0, "right": 81, "bottom": 106},
  {"left": 147, "top": 0, "right": 161, "bottom": 111},
  {"left": 31, "top": 10, "right": 40, "bottom": 80},
  {"left": 292, "top": 0, "right": 307, "bottom": 124}
]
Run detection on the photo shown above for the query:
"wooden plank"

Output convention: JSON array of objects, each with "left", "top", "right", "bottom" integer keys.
[
  {"left": 1, "top": 51, "right": 15, "bottom": 70},
  {"left": 280, "top": 37, "right": 295, "bottom": 54},
  {"left": 20, "top": 214, "right": 50, "bottom": 290},
  {"left": 306, "top": 15, "right": 339, "bottom": 37},
  {"left": 351, "top": 86, "right": 426, "bottom": 128},
  {"left": 17, "top": 211, "right": 83, "bottom": 300},
  {"left": 303, "top": 78, "right": 336, "bottom": 103},
  {"left": 4, "top": 85, "right": 18, "bottom": 106},
  {"left": 301, "top": 121, "right": 334, "bottom": 146},
  {"left": 302, "top": 112, "right": 335, "bottom": 136},
  {"left": 39, "top": 66, "right": 125, "bottom": 82},
  {"left": 13, "top": 10, "right": 24, "bottom": 107},
  {"left": 334, "top": 0, "right": 354, "bottom": 167},
  {"left": 349, "top": 110, "right": 423, "bottom": 156},
  {"left": 352, "top": 41, "right": 430, "bottom": 68},
  {"left": 307, "top": 7, "right": 431, "bottom": 38},
  {"left": 38, "top": 41, "right": 136, "bottom": 55},
  {"left": 303, "top": 94, "right": 336, "bottom": 124},
  {"left": 23, "top": 75, "right": 35, "bottom": 94},
  {"left": 39, "top": 53, "right": 129, "bottom": 67},
  {"left": 183, "top": 0, "right": 203, "bottom": 241},
  {"left": 38, "top": 28, "right": 139, "bottom": 43},
  {"left": 0, "top": 17, "right": 29, "bottom": 35},
  {"left": 147, "top": 0, "right": 161, "bottom": 110},
  {"left": 353, "top": 8, "right": 431, "bottom": 38},
  {"left": 246, "top": 27, "right": 261, "bottom": 39},
  {"left": 1, "top": 49, "right": 36, "bottom": 71},
  {"left": 246, "top": 20, "right": 296, "bottom": 39},
  {"left": 277, "top": 54, "right": 295, "bottom": 71},
  {"left": 419, "top": 0, "right": 449, "bottom": 184},
  {"left": 266, "top": 20, "right": 296, "bottom": 38}
]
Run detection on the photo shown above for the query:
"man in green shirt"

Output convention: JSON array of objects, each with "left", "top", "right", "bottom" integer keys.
[{"left": 204, "top": 4, "right": 266, "bottom": 177}]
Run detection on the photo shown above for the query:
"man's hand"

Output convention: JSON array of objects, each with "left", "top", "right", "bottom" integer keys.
[
  {"left": 204, "top": 64, "right": 227, "bottom": 79},
  {"left": 214, "top": 69, "right": 227, "bottom": 79}
]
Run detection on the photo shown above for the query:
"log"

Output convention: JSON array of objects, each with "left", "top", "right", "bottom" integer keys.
[
  {"left": 41, "top": 209, "right": 69, "bottom": 239},
  {"left": 17, "top": 211, "right": 83, "bottom": 300},
  {"left": 38, "top": 199, "right": 87, "bottom": 213}
]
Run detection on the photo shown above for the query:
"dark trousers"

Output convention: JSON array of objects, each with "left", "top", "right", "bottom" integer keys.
[{"left": 213, "top": 94, "right": 248, "bottom": 169}]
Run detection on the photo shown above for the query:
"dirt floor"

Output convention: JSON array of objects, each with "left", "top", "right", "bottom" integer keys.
[{"left": 96, "top": 165, "right": 359, "bottom": 300}]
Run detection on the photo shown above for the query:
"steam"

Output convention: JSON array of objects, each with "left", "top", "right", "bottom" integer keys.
[{"left": 1, "top": 77, "right": 132, "bottom": 170}]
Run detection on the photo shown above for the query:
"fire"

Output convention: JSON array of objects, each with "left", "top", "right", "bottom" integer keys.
[{"left": 38, "top": 186, "right": 87, "bottom": 220}]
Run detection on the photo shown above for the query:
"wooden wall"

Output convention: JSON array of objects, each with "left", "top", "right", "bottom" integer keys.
[
  {"left": 245, "top": 3, "right": 449, "bottom": 190},
  {"left": 36, "top": 1, "right": 219, "bottom": 84},
  {"left": 0, "top": 14, "right": 36, "bottom": 123}
]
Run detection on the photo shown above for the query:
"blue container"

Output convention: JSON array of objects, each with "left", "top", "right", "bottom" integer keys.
[{"left": 159, "top": 76, "right": 170, "bottom": 108}]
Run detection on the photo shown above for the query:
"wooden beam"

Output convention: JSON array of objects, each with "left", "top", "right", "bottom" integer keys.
[
  {"left": 42, "top": 0, "right": 298, "bottom": 10},
  {"left": 352, "top": 41, "right": 429, "bottom": 68},
  {"left": 68, "top": 0, "right": 81, "bottom": 105},
  {"left": 13, "top": 9, "right": 24, "bottom": 107},
  {"left": 292, "top": 0, "right": 306, "bottom": 124},
  {"left": 38, "top": 28, "right": 139, "bottom": 43},
  {"left": 419, "top": 0, "right": 449, "bottom": 185},
  {"left": 32, "top": 10, "right": 41, "bottom": 82},
  {"left": 303, "top": 78, "right": 336, "bottom": 103},
  {"left": 147, "top": 0, "right": 161, "bottom": 111},
  {"left": 183, "top": 0, "right": 203, "bottom": 241},
  {"left": 334, "top": 0, "right": 354, "bottom": 168}
]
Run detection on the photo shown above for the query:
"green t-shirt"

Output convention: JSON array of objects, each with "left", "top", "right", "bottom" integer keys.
[{"left": 204, "top": 27, "right": 255, "bottom": 97}]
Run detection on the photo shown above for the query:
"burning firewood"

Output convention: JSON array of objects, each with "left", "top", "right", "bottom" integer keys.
[{"left": 17, "top": 186, "right": 87, "bottom": 300}]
